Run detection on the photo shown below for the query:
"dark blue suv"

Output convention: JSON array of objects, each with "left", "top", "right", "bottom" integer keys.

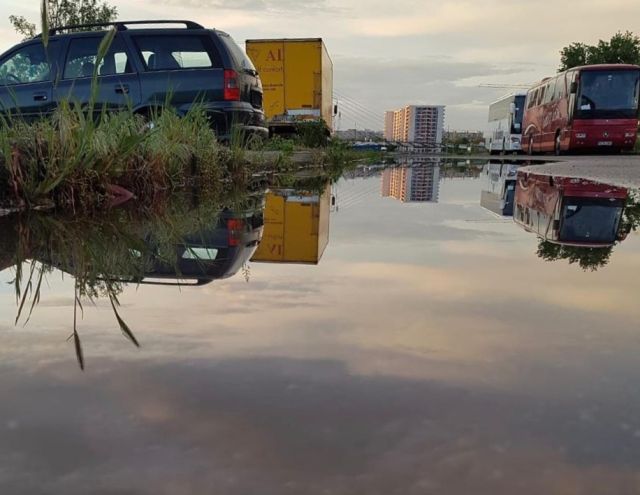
[{"left": 0, "top": 20, "right": 267, "bottom": 140}]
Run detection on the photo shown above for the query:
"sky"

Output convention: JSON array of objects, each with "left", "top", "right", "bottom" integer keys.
[{"left": 0, "top": 0, "right": 639, "bottom": 131}]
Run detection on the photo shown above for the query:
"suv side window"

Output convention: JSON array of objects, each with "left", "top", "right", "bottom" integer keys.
[
  {"left": 0, "top": 42, "right": 57, "bottom": 85},
  {"left": 63, "top": 36, "right": 132, "bottom": 79},
  {"left": 133, "top": 35, "right": 222, "bottom": 71}
]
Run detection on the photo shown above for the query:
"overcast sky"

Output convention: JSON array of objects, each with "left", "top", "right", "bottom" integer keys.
[{"left": 1, "top": 0, "right": 639, "bottom": 131}]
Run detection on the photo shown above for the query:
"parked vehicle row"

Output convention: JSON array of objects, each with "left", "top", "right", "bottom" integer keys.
[{"left": 487, "top": 64, "right": 640, "bottom": 155}]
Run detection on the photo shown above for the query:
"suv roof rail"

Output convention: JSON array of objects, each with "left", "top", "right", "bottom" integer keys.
[{"left": 43, "top": 19, "right": 205, "bottom": 36}]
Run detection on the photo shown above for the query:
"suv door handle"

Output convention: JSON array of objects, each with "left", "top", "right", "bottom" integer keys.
[
  {"left": 115, "top": 85, "right": 129, "bottom": 95},
  {"left": 33, "top": 92, "right": 48, "bottom": 101}
]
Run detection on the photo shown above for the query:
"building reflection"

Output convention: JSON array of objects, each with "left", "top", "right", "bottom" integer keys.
[
  {"left": 381, "top": 158, "right": 441, "bottom": 203},
  {"left": 251, "top": 182, "right": 331, "bottom": 265}
]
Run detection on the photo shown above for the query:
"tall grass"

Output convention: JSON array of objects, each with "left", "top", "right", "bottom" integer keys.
[{"left": 0, "top": 102, "right": 226, "bottom": 211}]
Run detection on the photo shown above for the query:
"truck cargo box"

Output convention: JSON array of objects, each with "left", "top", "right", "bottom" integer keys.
[
  {"left": 251, "top": 183, "right": 331, "bottom": 264},
  {"left": 245, "top": 38, "right": 333, "bottom": 132}
]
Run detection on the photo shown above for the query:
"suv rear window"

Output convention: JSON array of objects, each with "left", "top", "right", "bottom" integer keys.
[
  {"left": 133, "top": 35, "right": 221, "bottom": 70},
  {"left": 218, "top": 33, "right": 256, "bottom": 72}
]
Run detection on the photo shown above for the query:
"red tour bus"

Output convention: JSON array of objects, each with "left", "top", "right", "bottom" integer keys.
[
  {"left": 514, "top": 171, "right": 628, "bottom": 247},
  {"left": 522, "top": 64, "right": 640, "bottom": 154}
]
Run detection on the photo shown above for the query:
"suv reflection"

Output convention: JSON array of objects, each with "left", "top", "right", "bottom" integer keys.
[{"left": 139, "top": 208, "right": 264, "bottom": 285}]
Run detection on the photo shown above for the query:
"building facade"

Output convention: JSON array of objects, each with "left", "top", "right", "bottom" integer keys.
[
  {"left": 384, "top": 111, "right": 395, "bottom": 141},
  {"left": 384, "top": 105, "right": 445, "bottom": 146}
]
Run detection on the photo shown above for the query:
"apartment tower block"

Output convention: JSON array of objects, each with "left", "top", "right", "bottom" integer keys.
[{"left": 383, "top": 105, "right": 445, "bottom": 147}]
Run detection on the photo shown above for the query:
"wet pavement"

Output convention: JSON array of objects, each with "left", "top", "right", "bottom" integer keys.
[{"left": 1, "top": 160, "right": 640, "bottom": 494}]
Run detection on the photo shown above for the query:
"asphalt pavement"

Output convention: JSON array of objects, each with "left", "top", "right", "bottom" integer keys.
[{"left": 518, "top": 154, "right": 640, "bottom": 188}]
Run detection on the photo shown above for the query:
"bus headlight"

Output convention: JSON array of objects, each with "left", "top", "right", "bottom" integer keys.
[
  {"left": 625, "top": 132, "right": 635, "bottom": 138},
  {"left": 575, "top": 132, "right": 587, "bottom": 139}
]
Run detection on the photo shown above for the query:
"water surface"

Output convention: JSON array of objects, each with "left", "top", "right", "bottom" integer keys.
[{"left": 1, "top": 163, "right": 640, "bottom": 494}]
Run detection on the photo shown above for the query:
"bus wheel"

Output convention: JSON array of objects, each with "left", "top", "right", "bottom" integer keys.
[
  {"left": 528, "top": 138, "right": 534, "bottom": 156},
  {"left": 554, "top": 134, "right": 562, "bottom": 156}
]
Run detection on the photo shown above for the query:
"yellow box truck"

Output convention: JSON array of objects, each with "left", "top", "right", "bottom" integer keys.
[
  {"left": 251, "top": 183, "right": 331, "bottom": 264},
  {"left": 245, "top": 38, "right": 333, "bottom": 135}
]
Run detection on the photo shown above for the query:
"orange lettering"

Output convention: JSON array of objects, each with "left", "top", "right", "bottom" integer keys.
[{"left": 266, "top": 49, "right": 283, "bottom": 62}]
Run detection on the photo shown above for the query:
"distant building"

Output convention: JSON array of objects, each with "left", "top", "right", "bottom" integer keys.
[
  {"left": 384, "top": 111, "right": 395, "bottom": 140},
  {"left": 444, "top": 130, "right": 484, "bottom": 143},
  {"left": 334, "top": 129, "right": 384, "bottom": 141},
  {"left": 384, "top": 105, "right": 445, "bottom": 147},
  {"left": 381, "top": 160, "right": 441, "bottom": 203}
]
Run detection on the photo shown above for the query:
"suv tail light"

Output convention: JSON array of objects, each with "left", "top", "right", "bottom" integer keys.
[
  {"left": 227, "top": 218, "right": 245, "bottom": 246},
  {"left": 224, "top": 70, "right": 240, "bottom": 101}
]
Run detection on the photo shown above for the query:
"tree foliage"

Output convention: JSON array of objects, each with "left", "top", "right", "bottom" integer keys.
[
  {"left": 10, "top": 0, "right": 118, "bottom": 39},
  {"left": 536, "top": 241, "right": 612, "bottom": 271},
  {"left": 535, "top": 191, "right": 640, "bottom": 271},
  {"left": 559, "top": 31, "right": 640, "bottom": 71}
]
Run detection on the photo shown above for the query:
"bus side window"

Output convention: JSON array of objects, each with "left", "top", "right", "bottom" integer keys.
[
  {"left": 543, "top": 81, "right": 555, "bottom": 104},
  {"left": 549, "top": 81, "right": 556, "bottom": 102},
  {"left": 555, "top": 76, "right": 564, "bottom": 100},
  {"left": 537, "top": 87, "right": 545, "bottom": 106}
]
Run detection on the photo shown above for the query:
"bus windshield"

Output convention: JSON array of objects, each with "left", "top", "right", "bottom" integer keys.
[
  {"left": 559, "top": 198, "right": 624, "bottom": 244},
  {"left": 576, "top": 70, "right": 640, "bottom": 119}
]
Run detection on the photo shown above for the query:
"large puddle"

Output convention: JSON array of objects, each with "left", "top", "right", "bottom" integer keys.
[{"left": 1, "top": 158, "right": 640, "bottom": 494}]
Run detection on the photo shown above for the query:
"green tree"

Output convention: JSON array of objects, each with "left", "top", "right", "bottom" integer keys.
[
  {"left": 10, "top": 0, "right": 118, "bottom": 39},
  {"left": 536, "top": 240, "right": 613, "bottom": 271},
  {"left": 559, "top": 42, "right": 589, "bottom": 71},
  {"left": 559, "top": 31, "right": 640, "bottom": 71}
]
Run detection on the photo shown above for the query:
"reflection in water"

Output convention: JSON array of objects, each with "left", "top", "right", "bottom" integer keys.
[
  {"left": 0, "top": 177, "right": 336, "bottom": 367},
  {"left": 252, "top": 183, "right": 331, "bottom": 265},
  {"left": 0, "top": 190, "right": 266, "bottom": 367},
  {"left": 480, "top": 160, "right": 521, "bottom": 216},
  {"left": 512, "top": 168, "right": 640, "bottom": 270},
  {"left": 4, "top": 162, "right": 640, "bottom": 492},
  {"left": 381, "top": 157, "right": 441, "bottom": 203}
]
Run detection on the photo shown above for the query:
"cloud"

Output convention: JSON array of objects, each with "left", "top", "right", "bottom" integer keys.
[
  {"left": 333, "top": 56, "right": 529, "bottom": 129},
  {"left": 155, "top": 0, "right": 335, "bottom": 14},
  {"left": 2, "top": 356, "right": 640, "bottom": 494}
]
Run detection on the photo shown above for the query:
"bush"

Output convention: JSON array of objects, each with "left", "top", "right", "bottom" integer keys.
[{"left": 296, "top": 120, "right": 330, "bottom": 148}]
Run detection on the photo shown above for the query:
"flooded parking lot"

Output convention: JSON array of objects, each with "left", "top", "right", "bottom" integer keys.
[{"left": 1, "top": 160, "right": 640, "bottom": 494}]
